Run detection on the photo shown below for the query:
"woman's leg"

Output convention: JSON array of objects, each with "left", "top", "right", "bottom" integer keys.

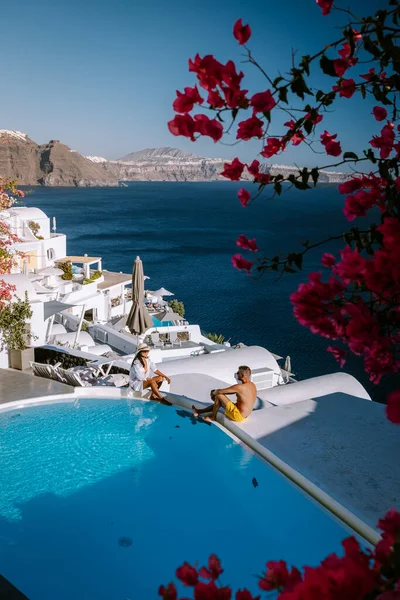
[{"left": 143, "top": 375, "right": 164, "bottom": 400}]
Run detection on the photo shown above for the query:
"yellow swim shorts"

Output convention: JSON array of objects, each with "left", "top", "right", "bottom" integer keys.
[{"left": 225, "top": 401, "right": 246, "bottom": 422}]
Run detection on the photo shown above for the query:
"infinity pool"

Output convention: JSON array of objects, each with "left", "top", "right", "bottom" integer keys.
[{"left": 0, "top": 399, "right": 356, "bottom": 599}]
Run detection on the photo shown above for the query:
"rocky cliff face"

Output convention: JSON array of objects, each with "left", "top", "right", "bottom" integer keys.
[
  {"left": 0, "top": 131, "right": 119, "bottom": 187},
  {"left": 0, "top": 133, "right": 348, "bottom": 186}
]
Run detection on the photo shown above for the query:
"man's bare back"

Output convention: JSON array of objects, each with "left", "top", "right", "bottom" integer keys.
[{"left": 229, "top": 380, "right": 257, "bottom": 418}]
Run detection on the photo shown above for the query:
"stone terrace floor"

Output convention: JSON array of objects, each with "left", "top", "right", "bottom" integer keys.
[{"left": 0, "top": 369, "right": 72, "bottom": 405}]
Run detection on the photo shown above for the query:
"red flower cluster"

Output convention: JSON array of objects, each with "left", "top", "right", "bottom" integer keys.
[
  {"left": 333, "top": 43, "right": 359, "bottom": 77},
  {"left": 236, "top": 234, "right": 258, "bottom": 252},
  {"left": 373, "top": 106, "right": 388, "bottom": 122},
  {"left": 221, "top": 158, "right": 245, "bottom": 181},
  {"left": 333, "top": 78, "right": 356, "bottom": 99},
  {"left": 316, "top": 0, "right": 334, "bottom": 15},
  {"left": 168, "top": 113, "right": 223, "bottom": 142},
  {"left": 233, "top": 19, "right": 251, "bottom": 45},
  {"left": 320, "top": 130, "right": 342, "bottom": 156},
  {"left": 261, "top": 138, "right": 284, "bottom": 158},
  {"left": 236, "top": 116, "right": 264, "bottom": 141},
  {"left": 232, "top": 254, "right": 253, "bottom": 274},
  {"left": 161, "top": 510, "right": 400, "bottom": 600},
  {"left": 237, "top": 188, "right": 251, "bottom": 207},
  {"left": 386, "top": 390, "right": 400, "bottom": 424},
  {"left": 370, "top": 122, "right": 397, "bottom": 159},
  {"left": 250, "top": 90, "right": 276, "bottom": 114},
  {"left": 339, "top": 174, "right": 387, "bottom": 221}
]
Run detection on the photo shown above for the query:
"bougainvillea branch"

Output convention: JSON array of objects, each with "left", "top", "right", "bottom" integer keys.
[{"left": 167, "top": 0, "right": 400, "bottom": 385}]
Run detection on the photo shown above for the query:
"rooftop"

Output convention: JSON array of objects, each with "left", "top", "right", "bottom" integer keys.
[
  {"left": 98, "top": 270, "right": 132, "bottom": 290},
  {"left": 58, "top": 255, "right": 101, "bottom": 264}
]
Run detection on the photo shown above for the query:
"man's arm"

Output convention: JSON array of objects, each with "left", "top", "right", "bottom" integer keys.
[{"left": 215, "top": 384, "right": 240, "bottom": 395}]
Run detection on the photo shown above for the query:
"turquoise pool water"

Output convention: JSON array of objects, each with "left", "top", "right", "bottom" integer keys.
[
  {"left": 152, "top": 316, "right": 172, "bottom": 327},
  {"left": 0, "top": 400, "right": 356, "bottom": 599}
]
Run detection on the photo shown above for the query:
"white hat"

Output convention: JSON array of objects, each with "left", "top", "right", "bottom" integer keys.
[{"left": 133, "top": 343, "right": 151, "bottom": 362}]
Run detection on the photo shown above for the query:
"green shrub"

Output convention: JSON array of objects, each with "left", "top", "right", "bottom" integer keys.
[
  {"left": 0, "top": 292, "right": 33, "bottom": 351},
  {"left": 168, "top": 299, "right": 185, "bottom": 317},
  {"left": 56, "top": 261, "right": 73, "bottom": 281},
  {"left": 204, "top": 332, "right": 226, "bottom": 344},
  {"left": 83, "top": 270, "right": 102, "bottom": 285}
]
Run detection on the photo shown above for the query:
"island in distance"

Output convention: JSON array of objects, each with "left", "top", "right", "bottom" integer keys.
[{"left": 0, "top": 130, "right": 348, "bottom": 187}]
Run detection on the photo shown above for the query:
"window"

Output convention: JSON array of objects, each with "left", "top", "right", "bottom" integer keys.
[{"left": 47, "top": 248, "right": 55, "bottom": 260}]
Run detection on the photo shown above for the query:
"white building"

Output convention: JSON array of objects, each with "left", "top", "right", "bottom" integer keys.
[{"left": 4, "top": 207, "right": 66, "bottom": 271}]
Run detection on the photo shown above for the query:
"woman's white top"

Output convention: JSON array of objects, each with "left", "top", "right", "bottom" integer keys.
[{"left": 130, "top": 358, "right": 157, "bottom": 393}]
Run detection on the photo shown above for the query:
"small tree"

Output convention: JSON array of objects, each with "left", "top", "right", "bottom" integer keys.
[
  {"left": 0, "top": 292, "right": 33, "bottom": 351},
  {"left": 169, "top": 299, "right": 185, "bottom": 317},
  {"left": 56, "top": 262, "right": 73, "bottom": 281},
  {"left": 204, "top": 332, "right": 226, "bottom": 344}
]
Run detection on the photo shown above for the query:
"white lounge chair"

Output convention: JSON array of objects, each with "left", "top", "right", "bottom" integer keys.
[
  {"left": 58, "top": 367, "right": 91, "bottom": 387},
  {"left": 151, "top": 333, "right": 164, "bottom": 348},
  {"left": 30, "top": 361, "right": 53, "bottom": 379},
  {"left": 169, "top": 332, "right": 181, "bottom": 347}
]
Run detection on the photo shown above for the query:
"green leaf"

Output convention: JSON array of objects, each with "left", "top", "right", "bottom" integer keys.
[
  {"left": 311, "top": 168, "right": 319, "bottom": 186},
  {"left": 293, "top": 254, "right": 303, "bottom": 270},
  {"left": 263, "top": 110, "right": 271, "bottom": 122},
  {"left": 274, "top": 182, "right": 282, "bottom": 195},
  {"left": 363, "top": 36, "right": 381, "bottom": 58},
  {"left": 290, "top": 72, "right": 312, "bottom": 100},
  {"left": 320, "top": 54, "right": 336, "bottom": 77},
  {"left": 300, "top": 54, "right": 311, "bottom": 76},
  {"left": 293, "top": 180, "right": 310, "bottom": 190},
  {"left": 343, "top": 152, "right": 359, "bottom": 160},
  {"left": 360, "top": 84, "right": 366, "bottom": 99},
  {"left": 284, "top": 265, "right": 296, "bottom": 274},
  {"left": 273, "top": 76, "right": 284, "bottom": 87},
  {"left": 304, "top": 119, "right": 313, "bottom": 135},
  {"left": 278, "top": 87, "right": 288, "bottom": 104}
]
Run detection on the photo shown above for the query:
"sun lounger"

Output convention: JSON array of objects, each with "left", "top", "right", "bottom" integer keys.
[
  {"left": 30, "top": 361, "right": 53, "bottom": 379},
  {"left": 151, "top": 333, "right": 164, "bottom": 349},
  {"left": 58, "top": 367, "right": 91, "bottom": 387},
  {"left": 169, "top": 332, "right": 181, "bottom": 347}
]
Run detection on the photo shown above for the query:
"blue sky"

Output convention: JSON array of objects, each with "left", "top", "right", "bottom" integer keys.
[{"left": 2, "top": 0, "right": 386, "bottom": 165}]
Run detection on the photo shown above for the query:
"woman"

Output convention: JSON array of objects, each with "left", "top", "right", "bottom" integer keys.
[{"left": 130, "top": 343, "right": 171, "bottom": 403}]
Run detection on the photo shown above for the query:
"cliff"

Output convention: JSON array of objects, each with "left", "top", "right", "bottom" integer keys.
[
  {"left": 0, "top": 132, "right": 348, "bottom": 186},
  {"left": 0, "top": 131, "right": 119, "bottom": 187}
]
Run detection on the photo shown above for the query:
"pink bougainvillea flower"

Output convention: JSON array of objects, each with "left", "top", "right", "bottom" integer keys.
[
  {"left": 16, "top": 189, "right": 25, "bottom": 198},
  {"left": 247, "top": 159, "right": 260, "bottom": 177},
  {"left": 261, "top": 138, "right": 282, "bottom": 158},
  {"left": 284, "top": 119, "right": 296, "bottom": 129},
  {"left": 327, "top": 346, "right": 347, "bottom": 367},
  {"left": 325, "top": 140, "right": 342, "bottom": 156},
  {"left": 255, "top": 173, "right": 271, "bottom": 185},
  {"left": 207, "top": 90, "right": 225, "bottom": 109},
  {"left": 333, "top": 78, "right": 356, "bottom": 99},
  {"left": 158, "top": 583, "right": 177, "bottom": 600},
  {"left": 199, "top": 554, "right": 224, "bottom": 580},
  {"left": 360, "top": 67, "right": 376, "bottom": 82},
  {"left": 168, "top": 114, "right": 197, "bottom": 141},
  {"left": 222, "top": 85, "right": 249, "bottom": 110},
  {"left": 305, "top": 110, "right": 323, "bottom": 125},
  {"left": 250, "top": 90, "right": 276, "bottom": 114},
  {"left": 291, "top": 131, "right": 305, "bottom": 146},
  {"left": 320, "top": 130, "right": 337, "bottom": 145},
  {"left": 373, "top": 106, "right": 388, "bottom": 122},
  {"left": 220, "top": 158, "right": 245, "bottom": 181},
  {"left": 173, "top": 86, "right": 203, "bottom": 113},
  {"left": 333, "top": 58, "right": 351, "bottom": 77},
  {"left": 232, "top": 253, "right": 253, "bottom": 274},
  {"left": 316, "top": 0, "right": 334, "bottom": 15},
  {"left": 233, "top": 18, "right": 251, "bottom": 45},
  {"left": 386, "top": 390, "right": 400, "bottom": 424},
  {"left": 338, "top": 177, "right": 363, "bottom": 195},
  {"left": 189, "top": 54, "right": 225, "bottom": 92},
  {"left": 322, "top": 253, "right": 336, "bottom": 267},
  {"left": 237, "top": 188, "right": 251, "bottom": 207},
  {"left": 236, "top": 116, "right": 264, "bottom": 140},
  {"left": 259, "top": 560, "right": 291, "bottom": 591},
  {"left": 194, "top": 114, "right": 223, "bottom": 142},
  {"left": 370, "top": 122, "right": 395, "bottom": 158},
  {"left": 236, "top": 234, "right": 258, "bottom": 252},
  {"left": 176, "top": 562, "right": 199, "bottom": 586},
  {"left": 236, "top": 590, "right": 260, "bottom": 600}
]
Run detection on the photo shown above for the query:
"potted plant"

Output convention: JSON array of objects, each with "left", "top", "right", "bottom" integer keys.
[{"left": 0, "top": 292, "right": 35, "bottom": 370}]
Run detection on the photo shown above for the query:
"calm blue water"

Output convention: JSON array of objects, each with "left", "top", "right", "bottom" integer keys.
[
  {"left": 0, "top": 399, "right": 356, "bottom": 599},
  {"left": 23, "top": 182, "right": 399, "bottom": 401}
]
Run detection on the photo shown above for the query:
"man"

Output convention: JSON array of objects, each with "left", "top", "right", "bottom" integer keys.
[{"left": 192, "top": 365, "right": 256, "bottom": 422}]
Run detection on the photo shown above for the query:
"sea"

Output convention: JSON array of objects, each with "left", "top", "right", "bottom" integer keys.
[{"left": 23, "top": 181, "right": 399, "bottom": 403}]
